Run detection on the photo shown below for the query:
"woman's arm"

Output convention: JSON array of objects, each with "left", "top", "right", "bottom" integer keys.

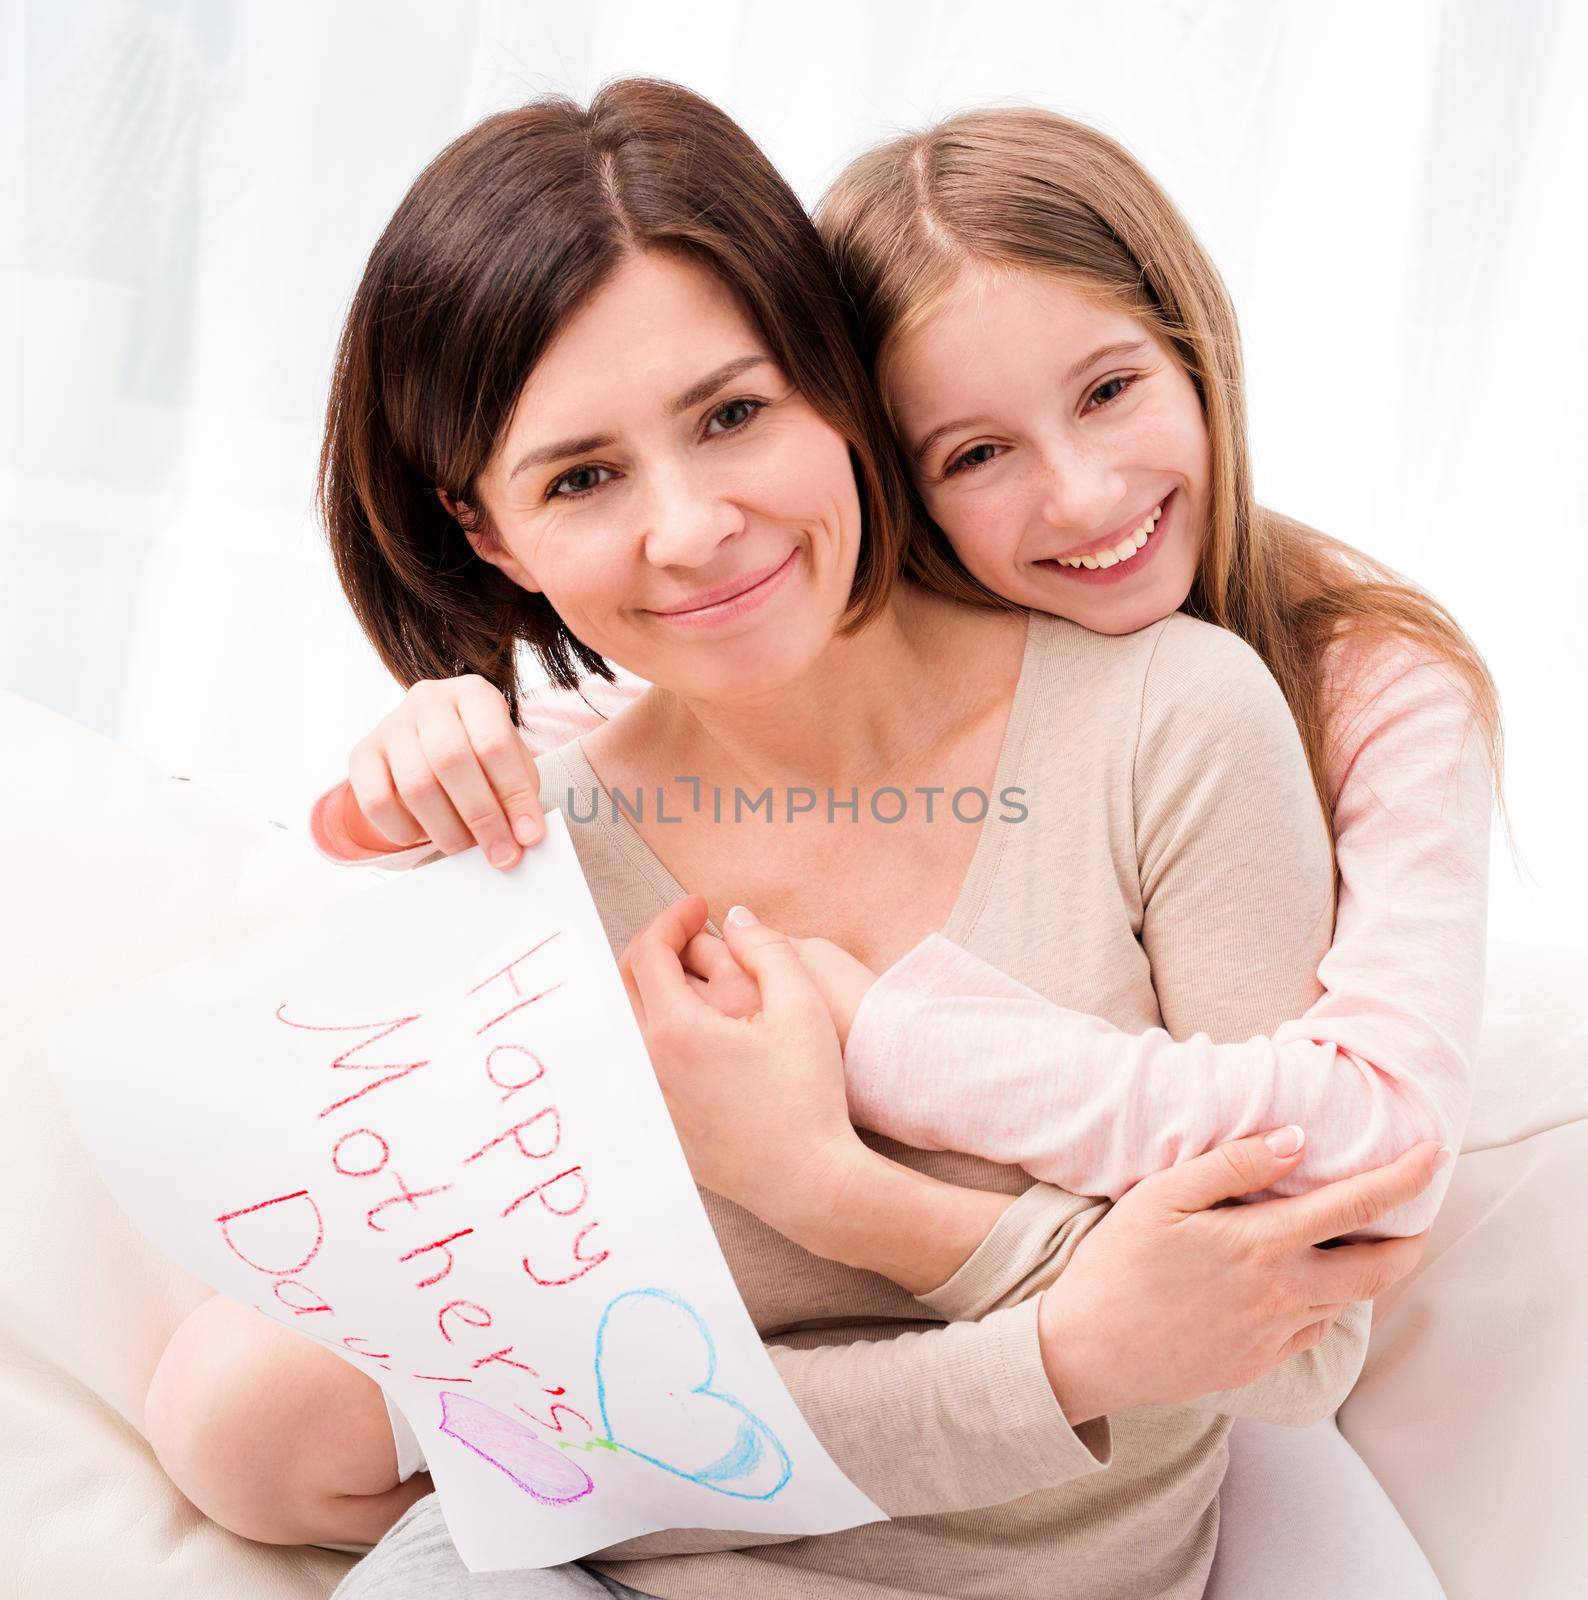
[
  {"left": 589, "top": 1296, "right": 1112, "bottom": 1560},
  {"left": 843, "top": 642, "right": 1489, "bottom": 1239}
]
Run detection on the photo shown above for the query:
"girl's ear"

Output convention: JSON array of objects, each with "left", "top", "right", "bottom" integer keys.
[{"left": 437, "top": 487, "right": 543, "bottom": 594}]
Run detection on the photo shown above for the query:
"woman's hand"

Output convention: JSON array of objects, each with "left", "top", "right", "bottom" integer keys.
[
  {"left": 620, "top": 897, "right": 866, "bottom": 1239},
  {"left": 1036, "top": 1127, "right": 1444, "bottom": 1423},
  {"left": 343, "top": 675, "right": 546, "bottom": 869}
]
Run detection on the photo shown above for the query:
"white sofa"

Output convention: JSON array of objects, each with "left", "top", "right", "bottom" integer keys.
[{"left": 3, "top": 687, "right": 1585, "bottom": 1598}]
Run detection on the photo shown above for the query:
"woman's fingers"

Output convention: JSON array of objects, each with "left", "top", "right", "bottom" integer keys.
[
  {"left": 720, "top": 907, "right": 827, "bottom": 1029},
  {"left": 1303, "top": 1230, "right": 1430, "bottom": 1305},
  {"left": 1266, "top": 1140, "right": 1445, "bottom": 1247},
  {"left": 626, "top": 897, "right": 713, "bottom": 1028},
  {"left": 1275, "top": 1315, "right": 1338, "bottom": 1362},
  {"left": 1138, "top": 1127, "right": 1310, "bottom": 1217},
  {"left": 617, "top": 945, "right": 645, "bottom": 1030},
  {"left": 454, "top": 681, "right": 545, "bottom": 854}
]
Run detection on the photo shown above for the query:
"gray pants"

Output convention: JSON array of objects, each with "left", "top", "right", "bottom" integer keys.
[{"left": 330, "top": 1495, "right": 653, "bottom": 1599}]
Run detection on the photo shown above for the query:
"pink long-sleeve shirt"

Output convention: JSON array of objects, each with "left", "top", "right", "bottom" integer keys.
[{"left": 309, "top": 635, "right": 1492, "bottom": 1239}]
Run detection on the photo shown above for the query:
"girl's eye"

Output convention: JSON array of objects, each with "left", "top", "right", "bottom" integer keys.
[
  {"left": 704, "top": 397, "right": 765, "bottom": 436},
  {"left": 547, "top": 464, "right": 616, "bottom": 500},
  {"left": 1086, "top": 375, "right": 1136, "bottom": 411},
  {"left": 943, "top": 442, "right": 1004, "bottom": 478}
]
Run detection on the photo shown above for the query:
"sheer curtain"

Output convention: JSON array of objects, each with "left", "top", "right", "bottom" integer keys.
[{"left": 4, "top": 0, "right": 1583, "bottom": 948}]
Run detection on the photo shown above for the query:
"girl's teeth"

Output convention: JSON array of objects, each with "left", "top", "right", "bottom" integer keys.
[{"left": 1054, "top": 502, "right": 1163, "bottom": 570}]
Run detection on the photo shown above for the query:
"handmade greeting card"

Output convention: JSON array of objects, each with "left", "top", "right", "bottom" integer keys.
[{"left": 40, "top": 810, "right": 885, "bottom": 1570}]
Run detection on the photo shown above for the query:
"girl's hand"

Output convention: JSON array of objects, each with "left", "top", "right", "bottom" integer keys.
[
  {"left": 676, "top": 928, "right": 877, "bottom": 1039},
  {"left": 677, "top": 928, "right": 764, "bottom": 1021},
  {"left": 620, "top": 897, "right": 864, "bottom": 1237},
  {"left": 788, "top": 936, "right": 877, "bottom": 1050},
  {"left": 1036, "top": 1129, "right": 1444, "bottom": 1423},
  {"left": 344, "top": 675, "right": 546, "bottom": 869}
]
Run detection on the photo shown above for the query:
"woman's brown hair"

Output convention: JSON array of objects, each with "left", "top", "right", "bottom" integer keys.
[
  {"left": 318, "top": 78, "right": 916, "bottom": 714},
  {"left": 817, "top": 106, "right": 1504, "bottom": 828}
]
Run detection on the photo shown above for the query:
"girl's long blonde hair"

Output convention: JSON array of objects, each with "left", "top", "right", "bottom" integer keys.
[{"left": 816, "top": 106, "right": 1503, "bottom": 827}]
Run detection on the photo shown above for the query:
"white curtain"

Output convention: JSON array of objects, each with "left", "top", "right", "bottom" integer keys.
[{"left": 3, "top": 0, "right": 1584, "bottom": 948}]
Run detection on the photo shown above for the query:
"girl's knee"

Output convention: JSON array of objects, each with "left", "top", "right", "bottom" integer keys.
[{"left": 144, "top": 1293, "right": 399, "bottom": 1545}]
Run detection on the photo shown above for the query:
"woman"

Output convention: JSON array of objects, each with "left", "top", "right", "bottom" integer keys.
[{"left": 144, "top": 80, "right": 1439, "bottom": 1600}]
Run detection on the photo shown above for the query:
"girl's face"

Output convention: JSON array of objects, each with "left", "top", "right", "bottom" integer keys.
[
  {"left": 886, "top": 267, "right": 1210, "bottom": 637},
  {"left": 464, "top": 249, "right": 862, "bottom": 703}
]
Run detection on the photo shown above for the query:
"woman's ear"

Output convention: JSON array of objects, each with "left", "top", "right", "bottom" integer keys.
[{"left": 436, "top": 487, "right": 542, "bottom": 593}]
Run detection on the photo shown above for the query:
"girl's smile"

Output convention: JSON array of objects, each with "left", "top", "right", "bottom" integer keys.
[{"left": 1034, "top": 487, "right": 1177, "bottom": 586}]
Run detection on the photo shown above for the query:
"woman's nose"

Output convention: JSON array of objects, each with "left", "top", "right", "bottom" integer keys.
[{"left": 641, "top": 465, "right": 745, "bottom": 568}]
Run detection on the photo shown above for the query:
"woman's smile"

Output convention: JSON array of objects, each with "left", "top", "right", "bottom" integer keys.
[
  {"left": 647, "top": 546, "right": 802, "bottom": 628},
  {"left": 1033, "top": 487, "right": 1178, "bottom": 587}
]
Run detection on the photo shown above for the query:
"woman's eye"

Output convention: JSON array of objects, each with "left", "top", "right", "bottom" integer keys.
[
  {"left": 548, "top": 464, "right": 615, "bottom": 500},
  {"left": 944, "top": 442, "right": 1002, "bottom": 478},
  {"left": 704, "top": 397, "right": 764, "bottom": 436}
]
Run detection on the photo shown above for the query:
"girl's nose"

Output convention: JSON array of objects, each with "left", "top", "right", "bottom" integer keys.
[{"left": 1035, "top": 442, "right": 1130, "bottom": 540}]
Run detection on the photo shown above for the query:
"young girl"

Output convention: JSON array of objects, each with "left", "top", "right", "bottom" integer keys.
[{"left": 308, "top": 101, "right": 1490, "bottom": 1597}]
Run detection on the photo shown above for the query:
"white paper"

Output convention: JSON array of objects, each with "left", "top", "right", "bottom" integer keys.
[{"left": 41, "top": 810, "right": 885, "bottom": 1570}]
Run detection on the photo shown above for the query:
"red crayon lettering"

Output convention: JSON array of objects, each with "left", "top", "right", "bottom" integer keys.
[
  {"left": 437, "top": 1300, "right": 493, "bottom": 1344},
  {"left": 366, "top": 1170, "right": 453, "bottom": 1233},
  {"left": 467, "top": 935, "right": 564, "bottom": 1034},
  {"left": 514, "top": 1400, "right": 593, "bottom": 1434},
  {"left": 399, "top": 1228, "right": 476, "bottom": 1290},
  {"left": 472, "top": 1345, "right": 539, "bottom": 1376},
  {"left": 465, "top": 1107, "right": 561, "bottom": 1167},
  {"left": 503, "top": 1166, "right": 588, "bottom": 1219},
  {"left": 332, "top": 1129, "right": 391, "bottom": 1178},
  {"left": 273, "top": 1007, "right": 428, "bottom": 1118},
  {"left": 484, "top": 1044, "right": 547, "bottom": 1101},
  {"left": 342, "top": 1335, "right": 391, "bottom": 1364},
  {"left": 272, "top": 1279, "right": 334, "bottom": 1317},
  {"left": 216, "top": 1190, "right": 325, "bottom": 1276},
  {"left": 524, "top": 1221, "right": 608, "bottom": 1287}
]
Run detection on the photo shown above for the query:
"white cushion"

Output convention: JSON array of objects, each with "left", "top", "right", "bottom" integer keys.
[{"left": 1336, "top": 937, "right": 1588, "bottom": 1598}]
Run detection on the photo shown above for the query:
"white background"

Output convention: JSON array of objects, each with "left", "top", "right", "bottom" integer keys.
[{"left": 3, "top": 0, "right": 1584, "bottom": 951}]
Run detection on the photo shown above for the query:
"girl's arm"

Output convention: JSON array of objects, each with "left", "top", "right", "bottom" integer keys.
[
  {"left": 895, "top": 620, "right": 1373, "bottom": 1427},
  {"left": 844, "top": 638, "right": 1490, "bottom": 1240}
]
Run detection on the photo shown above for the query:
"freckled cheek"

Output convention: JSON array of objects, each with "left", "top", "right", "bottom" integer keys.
[{"left": 932, "top": 486, "right": 1033, "bottom": 576}]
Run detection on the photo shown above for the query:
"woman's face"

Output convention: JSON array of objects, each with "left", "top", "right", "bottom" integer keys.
[
  {"left": 465, "top": 249, "right": 862, "bottom": 702},
  {"left": 886, "top": 267, "right": 1210, "bottom": 637}
]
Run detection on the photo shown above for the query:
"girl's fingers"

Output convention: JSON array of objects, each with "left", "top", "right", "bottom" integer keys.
[
  {"left": 681, "top": 930, "right": 740, "bottom": 984},
  {"left": 347, "top": 739, "right": 429, "bottom": 848},
  {"left": 455, "top": 681, "right": 545, "bottom": 854},
  {"left": 415, "top": 702, "right": 521, "bottom": 866},
  {"left": 719, "top": 908, "right": 826, "bottom": 1030},
  {"left": 383, "top": 724, "right": 475, "bottom": 853}
]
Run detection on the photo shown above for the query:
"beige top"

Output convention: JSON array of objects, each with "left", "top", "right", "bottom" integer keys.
[{"left": 453, "top": 611, "right": 1364, "bottom": 1599}]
